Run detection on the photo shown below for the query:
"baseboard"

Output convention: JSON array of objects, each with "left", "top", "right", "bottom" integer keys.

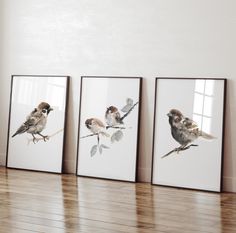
[
  {"left": 222, "top": 176, "right": 236, "bottom": 193},
  {"left": 0, "top": 153, "right": 6, "bottom": 166}
]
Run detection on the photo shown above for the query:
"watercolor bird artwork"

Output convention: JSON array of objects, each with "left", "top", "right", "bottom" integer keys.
[
  {"left": 162, "top": 109, "right": 215, "bottom": 158},
  {"left": 81, "top": 98, "right": 139, "bottom": 157},
  {"left": 12, "top": 102, "right": 53, "bottom": 143}
]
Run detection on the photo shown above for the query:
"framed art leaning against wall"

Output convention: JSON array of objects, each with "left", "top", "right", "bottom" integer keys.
[
  {"left": 151, "top": 78, "right": 226, "bottom": 192},
  {"left": 6, "top": 75, "right": 69, "bottom": 173},
  {"left": 76, "top": 76, "right": 142, "bottom": 182}
]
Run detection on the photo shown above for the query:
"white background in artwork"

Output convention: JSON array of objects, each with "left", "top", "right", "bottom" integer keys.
[
  {"left": 152, "top": 79, "right": 225, "bottom": 191},
  {"left": 77, "top": 78, "right": 140, "bottom": 181},
  {"left": 7, "top": 76, "right": 67, "bottom": 173}
]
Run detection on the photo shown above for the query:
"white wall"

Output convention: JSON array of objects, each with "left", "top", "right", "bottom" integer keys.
[{"left": 0, "top": 0, "right": 235, "bottom": 191}]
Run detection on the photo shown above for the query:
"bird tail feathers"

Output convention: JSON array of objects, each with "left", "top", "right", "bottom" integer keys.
[
  {"left": 12, "top": 132, "right": 18, "bottom": 138},
  {"left": 12, "top": 125, "right": 28, "bottom": 138},
  {"left": 199, "top": 131, "right": 216, "bottom": 140}
]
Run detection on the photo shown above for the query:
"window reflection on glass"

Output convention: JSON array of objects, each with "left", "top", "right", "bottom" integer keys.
[
  {"left": 47, "top": 78, "right": 66, "bottom": 111},
  {"left": 202, "top": 117, "right": 211, "bottom": 133},
  {"left": 17, "top": 78, "right": 34, "bottom": 105},
  {"left": 195, "top": 80, "right": 205, "bottom": 93},
  {"left": 193, "top": 93, "right": 204, "bottom": 114},
  {"left": 192, "top": 114, "right": 202, "bottom": 129},
  {"left": 203, "top": 96, "right": 213, "bottom": 117},
  {"left": 205, "top": 80, "right": 215, "bottom": 96},
  {"left": 193, "top": 80, "right": 215, "bottom": 133},
  {"left": 15, "top": 77, "right": 66, "bottom": 111}
]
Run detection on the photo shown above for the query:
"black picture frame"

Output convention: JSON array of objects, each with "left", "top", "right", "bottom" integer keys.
[
  {"left": 76, "top": 76, "right": 142, "bottom": 182},
  {"left": 6, "top": 74, "right": 70, "bottom": 174},
  {"left": 151, "top": 77, "right": 227, "bottom": 192}
]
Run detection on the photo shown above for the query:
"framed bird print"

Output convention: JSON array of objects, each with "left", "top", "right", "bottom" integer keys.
[
  {"left": 6, "top": 75, "right": 69, "bottom": 173},
  {"left": 76, "top": 76, "right": 142, "bottom": 182},
  {"left": 151, "top": 78, "right": 226, "bottom": 192}
]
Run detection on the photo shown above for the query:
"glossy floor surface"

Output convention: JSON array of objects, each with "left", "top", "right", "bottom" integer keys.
[{"left": 0, "top": 167, "right": 236, "bottom": 233}]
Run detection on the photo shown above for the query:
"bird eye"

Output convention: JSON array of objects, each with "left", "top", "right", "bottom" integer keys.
[{"left": 42, "top": 109, "right": 46, "bottom": 113}]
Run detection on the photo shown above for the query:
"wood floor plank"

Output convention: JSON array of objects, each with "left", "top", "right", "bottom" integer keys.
[{"left": 1, "top": 167, "right": 236, "bottom": 233}]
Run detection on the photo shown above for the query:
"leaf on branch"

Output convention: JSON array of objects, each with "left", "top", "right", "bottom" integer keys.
[
  {"left": 90, "top": 145, "right": 98, "bottom": 157},
  {"left": 99, "top": 146, "right": 103, "bottom": 154},
  {"left": 101, "top": 144, "right": 109, "bottom": 149},
  {"left": 98, "top": 144, "right": 109, "bottom": 154},
  {"left": 121, "top": 98, "right": 132, "bottom": 112},
  {"left": 99, "top": 144, "right": 109, "bottom": 154},
  {"left": 126, "top": 98, "right": 133, "bottom": 106},
  {"left": 120, "top": 101, "right": 139, "bottom": 121},
  {"left": 111, "top": 130, "right": 123, "bottom": 143},
  {"left": 121, "top": 104, "right": 132, "bottom": 113},
  {"left": 121, "top": 98, "right": 134, "bottom": 112}
]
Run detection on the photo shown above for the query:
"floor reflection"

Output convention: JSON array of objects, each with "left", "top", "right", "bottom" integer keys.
[
  {"left": 75, "top": 177, "right": 138, "bottom": 232},
  {"left": 220, "top": 193, "right": 236, "bottom": 232},
  {"left": 61, "top": 174, "right": 79, "bottom": 232},
  {"left": 0, "top": 169, "right": 12, "bottom": 231},
  {"left": 1, "top": 168, "right": 66, "bottom": 232},
  {"left": 145, "top": 185, "right": 224, "bottom": 233},
  {"left": 1, "top": 168, "right": 236, "bottom": 232},
  {"left": 135, "top": 183, "right": 156, "bottom": 233}
]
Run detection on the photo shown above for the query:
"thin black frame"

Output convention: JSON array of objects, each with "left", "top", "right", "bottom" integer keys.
[
  {"left": 76, "top": 76, "right": 142, "bottom": 182},
  {"left": 151, "top": 77, "right": 227, "bottom": 192},
  {"left": 6, "top": 75, "right": 70, "bottom": 174}
]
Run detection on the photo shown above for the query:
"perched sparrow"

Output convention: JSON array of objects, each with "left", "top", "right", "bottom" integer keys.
[
  {"left": 12, "top": 102, "right": 53, "bottom": 142},
  {"left": 105, "top": 106, "right": 123, "bottom": 127},
  {"left": 167, "top": 109, "right": 215, "bottom": 149},
  {"left": 85, "top": 118, "right": 109, "bottom": 137}
]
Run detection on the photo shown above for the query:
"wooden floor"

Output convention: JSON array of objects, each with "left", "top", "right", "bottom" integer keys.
[{"left": 0, "top": 168, "right": 236, "bottom": 233}]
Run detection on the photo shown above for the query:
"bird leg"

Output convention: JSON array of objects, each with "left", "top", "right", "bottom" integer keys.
[
  {"left": 176, "top": 145, "right": 185, "bottom": 154},
  {"left": 37, "top": 133, "right": 49, "bottom": 142},
  {"left": 176, "top": 144, "right": 198, "bottom": 153},
  {"left": 31, "top": 134, "right": 37, "bottom": 144},
  {"left": 182, "top": 144, "right": 198, "bottom": 150}
]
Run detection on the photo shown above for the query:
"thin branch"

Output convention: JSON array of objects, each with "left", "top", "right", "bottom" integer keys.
[
  {"left": 120, "top": 101, "right": 139, "bottom": 122},
  {"left": 80, "top": 133, "right": 98, "bottom": 139},
  {"left": 161, "top": 144, "right": 198, "bottom": 159},
  {"left": 49, "top": 129, "right": 64, "bottom": 137},
  {"left": 27, "top": 128, "right": 64, "bottom": 145},
  {"left": 106, "top": 126, "right": 126, "bottom": 130}
]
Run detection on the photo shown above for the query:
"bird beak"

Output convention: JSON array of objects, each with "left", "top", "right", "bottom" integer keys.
[
  {"left": 47, "top": 107, "right": 53, "bottom": 115},
  {"left": 167, "top": 113, "right": 171, "bottom": 117}
]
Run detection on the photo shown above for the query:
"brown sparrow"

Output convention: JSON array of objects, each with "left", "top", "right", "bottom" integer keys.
[
  {"left": 12, "top": 102, "right": 53, "bottom": 143},
  {"left": 167, "top": 109, "right": 215, "bottom": 150},
  {"left": 105, "top": 106, "right": 123, "bottom": 127},
  {"left": 85, "top": 118, "right": 109, "bottom": 137}
]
